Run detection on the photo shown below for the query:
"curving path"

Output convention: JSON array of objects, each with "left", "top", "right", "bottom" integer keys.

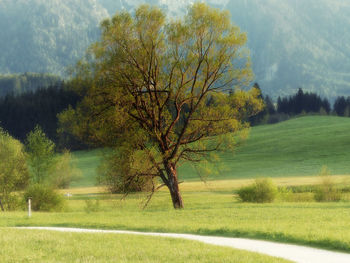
[{"left": 17, "top": 227, "right": 350, "bottom": 263}]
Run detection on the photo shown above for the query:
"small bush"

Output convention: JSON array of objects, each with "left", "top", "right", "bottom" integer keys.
[
  {"left": 314, "top": 177, "right": 341, "bottom": 202},
  {"left": 1, "top": 194, "right": 24, "bottom": 211},
  {"left": 84, "top": 199, "right": 100, "bottom": 213},
  {"left": 314, "top": 166, "right": 341, "bottom": 202},
  {"left": 23, "top": 184, "right": 64, "bottom": 211},
  {"left": 237, "top": 178, "right": 278, "bottom": 203}
]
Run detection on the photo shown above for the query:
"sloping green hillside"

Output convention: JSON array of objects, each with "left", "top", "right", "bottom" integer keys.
[
  {"left": 180, "top": 116, "right": 350, "bottom": 180},
  {"left": 71, "top": 116, "right": 350, "bottom": 187}
]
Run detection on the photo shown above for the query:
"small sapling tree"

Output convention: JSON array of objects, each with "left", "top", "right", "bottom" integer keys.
[{"left": 26, "top": 125, "right": 56, "bottom": 184}]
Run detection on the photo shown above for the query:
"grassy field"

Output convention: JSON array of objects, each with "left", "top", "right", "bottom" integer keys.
[
  {"left": 70, "top": 149, "right": 103, "bottom": 188},
  {"left": 2, "top": 183, "right": 350, "bottom": 253},
  {"left": 3, "top": 115, "right": 350, "bottom": 261},
  {"left": 181, "top": 115, "right": 350, "bottom": 180},
  {"left": 0, "top": 229, "right": 291, "bottom": 263},
  {"left": 69, "top": 116, "right": 350, "bottom": 187}
]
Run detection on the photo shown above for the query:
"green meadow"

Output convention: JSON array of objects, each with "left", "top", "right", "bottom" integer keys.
[
  {"left": 181, "top": 116, "right": 350, "bottom": 180},
  {"left": 2, "top": 116, "right": 350, "bottom": 261},
  {"left": 2, "top": 188, "right": 350, "bottom": 253},
  {"left": 0, "top": 229, "right": 291, "bottom": 263},
  {"left": 70, "top": 116, "right": 350, "bottom": 186}
]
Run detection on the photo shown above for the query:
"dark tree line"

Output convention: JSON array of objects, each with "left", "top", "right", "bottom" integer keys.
[
  {"left": 248, "top": 83, "right": 276, "bottom": 125},
  {"left": 333, "top": 96, "right": 350, "bottom": 116},
  {"left": 277, "top": 88, "right": 331, "bottom": 115},
  {"left": 0, "top": 83, "right": 84, "bottom": 150},
  {"left": 248, "top": 86, "right": 350, "bottom": 126},
  {"left": 1, "top": 80, "right": 350, "bottom": 151}
]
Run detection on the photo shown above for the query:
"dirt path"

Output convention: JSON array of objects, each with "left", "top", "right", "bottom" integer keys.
[{"left": 18, "top": 227, "right": 350, "bottom": 263}]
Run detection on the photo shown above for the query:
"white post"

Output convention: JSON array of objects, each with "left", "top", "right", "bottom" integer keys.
[{"left": 28, "top": 198, "right": 32, "bottom": 218}]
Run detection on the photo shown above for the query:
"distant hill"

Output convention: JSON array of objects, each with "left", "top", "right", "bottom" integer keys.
[
  {"left": 97, "top": 0, "right": 350, "bottom": 99},
  {"left": 226, "top": 0, "right": 350, "bottom": 99},
  {"left": 1, "top": 0, "right": 350, "bottom": 99},
  {"left": 0, "top": 0, "right": 108, "bottom": 76},
  {"left": 69, "top": 116, "right": 350, "bottom": 187}
]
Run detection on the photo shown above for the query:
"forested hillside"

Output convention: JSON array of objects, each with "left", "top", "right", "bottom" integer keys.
[
  {"left": 0, "top": 73, "right": 61, "bottom": 96},
  {"left": 0, "top": 85, "right": 82, "bottom": 149},
  {"left": 0, "top": 0, "right": 350, "bottom": 98},
  {"left": 97, "top": 0, "right": 350, "bottom": 99},
  {"left": 0, "top": 0, "right": 107, "bottom": 75}
]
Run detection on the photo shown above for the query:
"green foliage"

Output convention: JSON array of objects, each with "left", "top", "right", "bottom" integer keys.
[
  {"left": 23, "top": 184, "right": 64, "bottom": 211},
  {"left": 237, "top": 178, "right": 278, "bottom": 203},
  {"left": 0, "top": 85, "right": 81, "bottom": 148},
  {"left": 0, "top": 128, "right": 29, "bottom": 210},
  {"left": 26, "top": 126, "right": 83, "bottom": 189},
  {"left": 314, "top": 166, "right": 341, "bottom": 202},
  {"left": 98, "top": 149, "right": 155, "bottom": 193},
  {"left": 26, "top": 126, "right": 56, "bottom": 184},
  {"left": 6, "top": 194, "right": 24, "bottom": 211},
  {"left": 61, "top": 3, "right": 263, "bottom": 208},
  {"left": 84, "top": 199, "right": 100, "bottom": 213}
]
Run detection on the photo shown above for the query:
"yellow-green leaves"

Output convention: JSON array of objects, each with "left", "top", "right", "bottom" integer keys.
[
  {"left": 0, "top": 128, "right": 29, "bottom": 209},
  {"left": 63, "top": 3, "right": 264, "bottom": 208}
]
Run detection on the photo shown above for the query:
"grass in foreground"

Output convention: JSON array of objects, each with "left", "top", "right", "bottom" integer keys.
[
  {"left": 0, "top": 229, "right": 290, "bottom": 263},
  {"left": 2, "top": 189, "right": 350, "bottom": 252}
]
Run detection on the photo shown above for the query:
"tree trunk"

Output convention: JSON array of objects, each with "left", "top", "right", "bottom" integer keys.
[
  {"left": 165, "top": 163, "right": 184, "bottom": 209},
  {"left": 0, "top": 199, "right": 4, "bottom": 212}
]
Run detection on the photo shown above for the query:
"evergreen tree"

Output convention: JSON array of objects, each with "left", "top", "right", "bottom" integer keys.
[{"left": 334, "top": 96, "right": 347, "bottom": 116}]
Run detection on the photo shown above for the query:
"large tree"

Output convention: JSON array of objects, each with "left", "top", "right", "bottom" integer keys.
[{"left": 59, "top": 3, "right": 263, "bottom": 209}]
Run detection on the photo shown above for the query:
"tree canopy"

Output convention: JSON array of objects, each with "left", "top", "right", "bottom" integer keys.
[
  {"left": 26, "top": 126, "right": 56, "bottom": 184},
  {"left": 0, "top": 128, "right": 29, "bottom": 210},
  {"left": 59, "top": 3, "right": 263, "bottom": 209}
]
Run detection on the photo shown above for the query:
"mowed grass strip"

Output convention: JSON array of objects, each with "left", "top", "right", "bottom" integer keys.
[
  {"left": 2, "top": 191, "right": 350, "bottom": 252},
  {"left": 0, "top": 229, "right": 291, "bottom": 263}
]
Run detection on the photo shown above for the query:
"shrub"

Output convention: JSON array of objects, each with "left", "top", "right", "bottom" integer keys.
[
  {"left": 3, "top": 194, "right": 24, "bottom": 211},
  {"left": 237, "top": 178, "right": 278, "bottom": 203},
  {"left": 0, "top": 128, "right": 29, "bottom": 210},
  {"left": 314, "top": 166, "right": 341, "bottom": 202},
  {"left": 314, "top": 178, "right": 341, "bottom": 202},
  {"left": 23, "top": 184, "right": 64, "bottom": 211},
  {"left": 84, "top": 199, "right": 100, "bottom": 213}
]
